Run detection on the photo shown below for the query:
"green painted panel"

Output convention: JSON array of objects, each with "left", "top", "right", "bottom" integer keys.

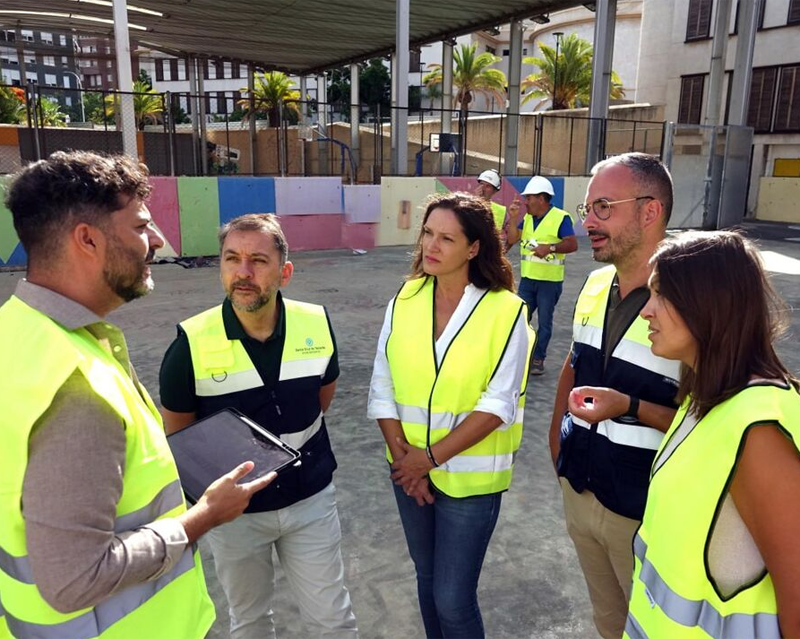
[
  {"left": 178, "top": 177, "right": 220, "bottom": 256},
  {"left": 435, "top": 179, "right": 449, "bottom": 194},
  {"left": 0, "top": 176, "right": 20, "bottom": 263}
]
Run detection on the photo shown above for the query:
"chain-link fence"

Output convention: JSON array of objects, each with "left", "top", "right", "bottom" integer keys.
[{"left": 1, "top": 83, "right": 666, "bottom": 182}]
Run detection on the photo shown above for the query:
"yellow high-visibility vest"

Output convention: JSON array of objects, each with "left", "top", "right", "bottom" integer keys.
[
  {"left": 0, "top": 296, "right": 215, "bottom": 639},
  {"left": 520, "top": 206, "right": 572, "bottom": 282},
  {"left": 625, "top": 383, "right": 800, "bottom": 639},
  {"left": 386, "top": 276, "right": 534, "bottom": 498}
]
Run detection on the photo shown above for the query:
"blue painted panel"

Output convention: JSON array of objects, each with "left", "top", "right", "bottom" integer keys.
[
  {"left": 1, "top": 243, "right": 27, "bottom": 267},
  {"left": 218, "top": 177, "right": 276, "bottom": 224}
]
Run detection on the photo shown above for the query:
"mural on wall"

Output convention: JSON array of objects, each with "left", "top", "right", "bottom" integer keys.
[{"left": 0, "top": 174, "right": 592, "bottom": 268}]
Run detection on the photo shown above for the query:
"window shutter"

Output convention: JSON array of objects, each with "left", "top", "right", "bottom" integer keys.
[
  {"left": 747, "top": 67, "right": 777, "bottom": 132},
  {"left": 155, "top": 59, "right": 164, "bottom": 82},
  {"left": 789, "top": 0, "right": 800, "bottom": 24},
  {"left": 686, "top": 0, "right": 712, "bottom": 40},
  {"left": 775, "top": 65, "right": 800, "bottom": 131},
  {"left": 679, "top": 75, "right": 705, "bottom": 123}
]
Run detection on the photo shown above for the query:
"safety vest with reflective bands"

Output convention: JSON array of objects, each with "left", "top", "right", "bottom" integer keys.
[
  {"left": 625, "top": 383, "right": 800, "bottom": 639},
  {"left": 180, "top": 298, "right": 337, "bottom": 511},
  {"left": 490, "top": 201, "right": 506, "bottom": 230},
  {"left": 0, "top": 296, "right": 214, "bottom": 639},
  {"left": 558, "top": 266, "right": 680, "bottom": 520},
  {"left": 520, "top": 206, "right": 572, "bottom": 282},
  {"left": 385, "top": 277, "right": 534, "bottom": 498}
]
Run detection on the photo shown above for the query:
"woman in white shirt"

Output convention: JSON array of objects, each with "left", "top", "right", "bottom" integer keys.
[
  {"left": 367, "top": 192, "right": 532, "bottom": 638},
  {"left": 626, "top": 230, "right": 800, "bottom": 639}
]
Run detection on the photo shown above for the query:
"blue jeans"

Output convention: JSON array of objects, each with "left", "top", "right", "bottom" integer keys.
[
  {"left": 517, "top": 277, "right": 563, "bottom": 361},
  {"left": 392, "top": 482, "right": 502, "bottom": 639}
]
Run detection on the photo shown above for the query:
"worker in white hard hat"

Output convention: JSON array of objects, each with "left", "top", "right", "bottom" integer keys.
[
  {"left": 507, "top": 175, "right": 578, "bottom": 375},
  {"left": 474, "top": 169, "right": 508, "bottom": 232}
]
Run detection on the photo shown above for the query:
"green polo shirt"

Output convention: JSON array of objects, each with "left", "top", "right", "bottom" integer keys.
[{"left": 159, "top": 292, "right": 339, "bottom": 413}]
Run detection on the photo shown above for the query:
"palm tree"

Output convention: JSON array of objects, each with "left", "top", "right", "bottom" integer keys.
[
  {"left": 423, "top": 43, "right": 507, "bottom": 119},
  {"left": 238, "top": 71, "right": 301, "bottom": 127},
  {"left": 521, "top": 33, "right": 625, "bottom": 110},
  {"left": 104, "top": 80, "right": 164, "bottom": 130},
  {"left": 0, "top": 86, "right": 25, "bottom": 124},
  {"left": 35, "top": 96, "right": 67, "bottom": 127}
]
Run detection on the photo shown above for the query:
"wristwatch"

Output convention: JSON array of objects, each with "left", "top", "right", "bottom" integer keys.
[
  {"left": 622, "top": 396, "right": 640, "bottom": 421},
  {"left": 549, "top": 244, "right": 557, "bottom": 253}
]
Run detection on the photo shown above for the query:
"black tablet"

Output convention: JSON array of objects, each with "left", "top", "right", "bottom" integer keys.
[{"left": 167, "top": 408, "right": 301, "bottom": 503}]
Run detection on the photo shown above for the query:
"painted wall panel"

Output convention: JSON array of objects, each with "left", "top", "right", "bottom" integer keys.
[
  {"left": 279, "top": 214, "right": 344, "bottom": 251},
  {"left": 377, "top": 177, "right": 438, "bottom": 246},
  {"left": 756, "top": 178, "right": 800, "bottom": 223},
  {"left": 0, "top": 176, "right": 22, "bottom": 266},
  {"left": 342, "top": 223, "right": 377, "bottom": 250},
  {"left": 343, "top": 185, "right": 381, "bottom": 223},
  {"left": 148, "top": 177, "right": 181, "bottom": 256},
  {"left": 178, "top": 177, "right": 220, "bottom": 257},
  {"left": 218, "top": 176, "right": 276, "bottom": 224},
  {"left": 275, "top": 177, "right": 343, "bottom": 215},
  {"left": 562, "top": 177, "right": 590, "bottom": 237}
]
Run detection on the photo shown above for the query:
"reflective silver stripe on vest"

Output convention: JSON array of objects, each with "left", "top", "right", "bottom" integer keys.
[
  {"left": 633, "top": 535, "right": 781, "bottom": 639},
  {"left": 442, "top": 453, "right": 513, "bottom": 473},
  {"left": 573, "top": 322, "right": 603, "bottom": 349},
  {"left": 114, "top": 480, "right": 184, "bottom": 533},
  {"left": 396, "top": 403, "right": 519, "bottom": 432},
  {"left": 280, "top": 412, "right": 323, "bottom": 450},
  {"left": 0, "top": 544, "right": 34, "bottom": 584},
  {"left": 521, "top": 255, "right": 565, "bottom": 265},
  {"left": 5, "top": 545, "right": 198, "bottom": 639},
  {"left": 0, "top": 480, "right": 184, "bottom": 586},
  {"left": 624, "top": 611, "right": 649, "bottom": 639},
  {"left": 279, "top": 356, "right": 331, "bottom": 382},
  {"left": 195, "top": 367, "right": 263, "bottom": 397},
  {"left": 614, "top": 338, "right": 680, "bottom": 381},
  {"left": 572, "top": 415, "right": 663, "bottom": 450}
]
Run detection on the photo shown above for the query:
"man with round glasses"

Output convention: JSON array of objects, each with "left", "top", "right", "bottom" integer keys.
[
  {"left": 549, "top": 153, "right": 680, "bottom": 639},
  {"left": 506, "top": 175, "right": 577, "bottom": 375}
]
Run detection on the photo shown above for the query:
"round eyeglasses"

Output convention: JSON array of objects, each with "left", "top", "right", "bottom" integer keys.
[{"left": 576, "top": 196, "right": 655, "bottom": 222}]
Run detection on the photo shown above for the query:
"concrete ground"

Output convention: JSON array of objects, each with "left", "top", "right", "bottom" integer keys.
[{"left": 2, "top": 223, "right": 799, "bottom": 639}]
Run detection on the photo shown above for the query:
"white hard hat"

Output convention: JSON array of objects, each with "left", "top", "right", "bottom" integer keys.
[
  {"left": 477, "top": 169, "right": 502, "bottom": 190},
  {"left": 521, "top": 175, "right": 555, "bottom": 197}
]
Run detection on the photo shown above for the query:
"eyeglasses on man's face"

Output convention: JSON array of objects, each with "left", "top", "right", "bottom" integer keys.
[{"left": 576, "top": 196, "right": 655, "bottom": 222}]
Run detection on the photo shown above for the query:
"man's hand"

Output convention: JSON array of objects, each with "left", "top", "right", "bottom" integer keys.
[
  {"left": 179, "top": 462, "right": 276, "bottom": 543},
  {"left": 568, "top": 386, "right": 630, "bottom": 424},
  {"left": 533, "top": 244, "right": 552, "bottom": 259},
  {"left": 508, "top": 195, "right": 522, "bottom": 223},
  {"left": 390, "top": 438, "right": 433, "bottom": 485}
]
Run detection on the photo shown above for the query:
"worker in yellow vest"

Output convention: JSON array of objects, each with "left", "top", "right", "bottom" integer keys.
[
  {"left": 368, "top": 192, "right": 533, "bottom": 638},
  {"left": 506, "top": 175, "right": 578, "bottom": 375},
  {"left": 473, "top": 169, "right": 507, "bottom": 233},
  {"left": 0, "top": 151, "right": 273, "bottom": 639},
  {"left": 626, "top": 230, "right": 800, "bottom": 639}
]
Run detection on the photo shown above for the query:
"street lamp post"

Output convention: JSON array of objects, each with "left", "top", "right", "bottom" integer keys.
[
  {"left": 62, "top": 70, "right": 86, "bottom": 123},
  {"left": 553, "top": 31, "right": 564, "bottom": 111}
]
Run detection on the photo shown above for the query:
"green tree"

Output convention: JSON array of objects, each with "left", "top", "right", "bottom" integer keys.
[
  {"left": 422, "top": 42, "right": 507, "bottom": 118},
  {"left": 104, "top": 80, "right": 164, "bottom": 129},
  {"left": 35, "top": 96, "right": 67, "bottom": 127},
  {"left": 238, "top": 71, "right": 301, "bottom": 127},
  {"left": 138, "top": 69, "right": 153, "bottom": 89},
  {"left": 84, "top": 91, "right": 114, "bottom": 125},
  {"left": 521, "top": 33, "right": 625, "bottom": 110},
  {"left": 360, "top": 58, "right": 391, "bottom": 115},
  {"left": 0, "top": 86, "right": 25, "bottom": 124}
]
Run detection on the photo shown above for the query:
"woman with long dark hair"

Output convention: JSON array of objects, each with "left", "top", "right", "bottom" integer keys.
[
  {"left": 626, "top": 230, "right": 800, "bottom": 639},
  {"left": 367, "top": 192, "right": 533, "bottom": 638}
]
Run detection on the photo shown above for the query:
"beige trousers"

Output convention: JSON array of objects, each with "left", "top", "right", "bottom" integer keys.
[{"left": 560, "top": 478, "right": 640, "bottom": 639}]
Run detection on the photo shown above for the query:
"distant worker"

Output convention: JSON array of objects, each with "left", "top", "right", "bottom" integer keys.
[
  {"left": 160, "top": 213, "right": 358, "bottom": 639},
  {"left": 474, "top": 169, "right": 507, "bottom": 231},
  {"left": 0, "top": 151, "right": 273, "bottom": 639},
  {"left": 506, "top": 175, "right": 578, "bottom": 375}
]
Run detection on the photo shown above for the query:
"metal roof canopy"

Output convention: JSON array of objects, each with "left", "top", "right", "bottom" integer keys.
[{"left": 0, "top": 0, "right": 583, "bottom": 74}]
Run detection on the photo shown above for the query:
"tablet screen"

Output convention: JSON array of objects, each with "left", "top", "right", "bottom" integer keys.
[{"left": 167, "top": 409, "right": 299, "bottom": 502}]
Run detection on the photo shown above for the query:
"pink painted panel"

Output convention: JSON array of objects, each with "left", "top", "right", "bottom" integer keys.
[
  {"left": 436, "top": 176, "right": 522, "bottom": 207},
  {"left": 148, "top": 177, "right": 181, "bottom": 254},
  {"left": 341, "top": 223, "right": 377, "bottom": 249},
  {"left": 278, "top": 214, "right": 344, "bottom": 251}
]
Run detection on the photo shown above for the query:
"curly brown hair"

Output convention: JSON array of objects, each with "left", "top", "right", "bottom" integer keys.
[{"left": 408, "top": 192, "right": 514, "bottom": 292}]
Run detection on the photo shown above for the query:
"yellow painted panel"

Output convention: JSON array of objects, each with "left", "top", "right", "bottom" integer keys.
[
  {"left": 377, "top": 177, "right": 438, "bottom": 247},
  {"left": 773, "top": 158, "right": 800, "bottom": 178},
  {"left": 756, "top": 177, "right": 800, "bottom": 223}
]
